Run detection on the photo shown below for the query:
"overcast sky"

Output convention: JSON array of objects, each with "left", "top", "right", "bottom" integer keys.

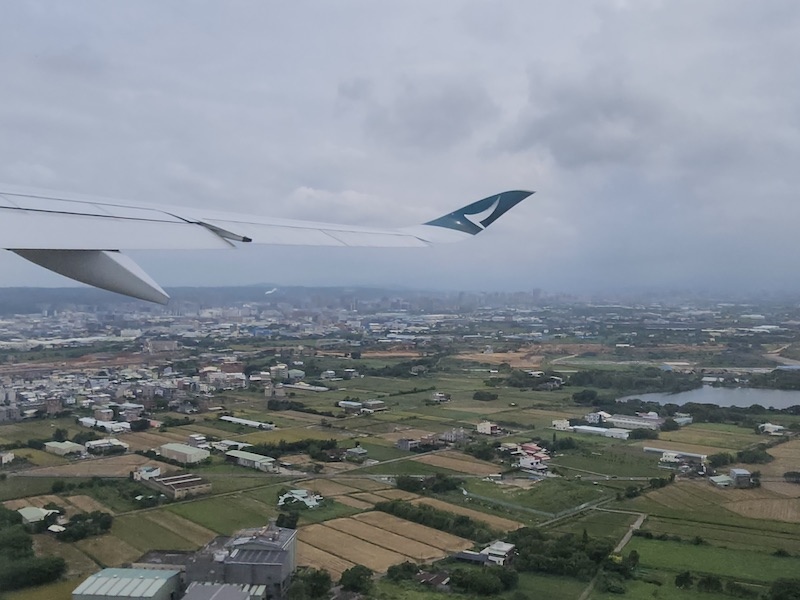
[{"left": 2, "top": 1, "right": 800, "bottom": 297}]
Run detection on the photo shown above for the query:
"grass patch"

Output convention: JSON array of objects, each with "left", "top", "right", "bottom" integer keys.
[
  {"left": 627, "top": 536, "right": 800, "bottom": 582},
  {"left": 5, "top": 578, "right": 80, "bottom": 600},
  {"left": 112, "top": 513, "right": 198, "bottom": 551},
  {"left": 167, "top": 494, "right": 276, "bottom": 534}
]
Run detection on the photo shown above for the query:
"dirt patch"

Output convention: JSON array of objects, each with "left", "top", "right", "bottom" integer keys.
[
  {"left": 411, "top": 497, "right": 522, "bottom": 532},
  {"left": 336, "top": 496, "right": 375, "bottom": 510},
  {"left": 325, "top": 517, "right": 443, "bottom": 561},
  {"left": 297, "top": 541, "right": 355, "bottom": 580},
  {"left": 413, "top": 454, "right": 499, "bottom": 476},
  {"left": 298, "top": 523, "right": 410, "bottom": 573},
  {"left": 456, "top": 348, "right": 543, "bottom": 369},
  {"left": 65, "top": 495, "right": 113, "bottom": 514},
  {"left": 353, "top": 512, "right": 472, "bottom": 552},
  {"left": 29, "top": 454, "right": 170, "bottom": 478}
]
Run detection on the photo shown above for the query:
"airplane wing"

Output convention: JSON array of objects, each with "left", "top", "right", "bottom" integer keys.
[{"left": 1, "top": 186, "right": 533, "bottom": 304}]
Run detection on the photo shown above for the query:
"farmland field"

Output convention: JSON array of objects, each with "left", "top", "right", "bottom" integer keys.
[
  {"left": 75, "top": 533, "right": 142, "bottom": 567},
  {"left": 353, "top": 511, "right": 472, "bottom": 551},
  {"left": 112, "top": 513, "right": 199, "bottom": 551},
  {"left": 412, "top": 452, "right": 499, "bottom": 475},
  {"left": 336, "top": 495, "right": 374, "bottom": 509},
  {"left": 298, "top": 523, "right": 410, "bottom": 572},
  {"left": 410, "top": 497, "right": 523, "bottom": 531},
  {"left": 627, "top": 536, "right": 800, "bottom": 583},
  {"left": 167, "top": 494, "right": 276, "bottom": 534},
  {"left": 296, "top": 541, "right": 355, "bottom": 580},
  {"left": 324, "top": 517, "right": 443, "bottom": 560},
  {"left": 28, "top": 454, "right": 165, "bottom": 478},
  {"left": 143, "top": 510, "right": 216, "bottom": 546},
  {"left": 10, "top": 448, "right": 68, "bottom": 466},
  {"left": 65, "top": 495, "right": 114, "bottom": 513}
]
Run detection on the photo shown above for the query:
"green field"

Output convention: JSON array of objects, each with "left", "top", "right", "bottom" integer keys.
[
  {"left": 167, "top": 492, "right": 277, "bottom": 533},
  {"left": 627, "top": 536, "right": 800, "bottom": 583},
  {"left": 112, "top": 513, "right": 199, "bottom": 551},
  {"left": 548, "top": 509, "right": 639, "bottom": 541}
]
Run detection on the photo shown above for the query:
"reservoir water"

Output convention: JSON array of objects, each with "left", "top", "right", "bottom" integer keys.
[{"left": 620, "top": 386, "right": 800, "bottom": 409}]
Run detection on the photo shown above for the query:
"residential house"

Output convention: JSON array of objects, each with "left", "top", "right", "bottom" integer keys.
[{"left": 476, "top": 421, "right": 501, "bottom": 435}]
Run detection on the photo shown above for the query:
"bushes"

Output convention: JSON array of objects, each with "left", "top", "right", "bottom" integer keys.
[
  {"left": 473, "top": 391, "right": 498, "bottom": 401},
  {"left": 56, "top": 511, "right": 113, "bottom": 542},
  {"left": 450, "top": 567, "right": 518, "bottom": 595},
  {"left": 0, "top": 507, "right": 65, "bottom": 592},
  {"left": 507, "top": 528, "right": 614, "bottom": 581},
  {"left": 396, "top": 474, "right": 463, "bottom": 495}
]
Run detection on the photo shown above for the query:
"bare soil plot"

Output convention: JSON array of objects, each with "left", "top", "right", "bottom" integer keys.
[
  {"left": 144, "top": 510, "right": 216, "bottom": 547},
  {"left": 412, "top": 454, "right": 499, "bottom": 476},
  {"left": 336, "top": 496, "right": 375, "bottom": 510},
  {"left": 123, "top": 430, "right": 187, "bottom": 452},
  {"left": 65, "top": 495, "right": 113, "bottom": 514},
  {"left": 456, "top": 349, "right": 543, "bottom": 368},
  {"left": 305, "top": 479, "right": 361, "bottom": 497},
  {"left": 373, "top": 489, "right": 420, "bottom": 501},
  {"left": 75, "top": 534, "right": 141, "bottom": 566},
  {"left": 298, "top": 524, "right": 409, "bottom": 572},
  {"left": 411, "top": 498, "right": 522, "bottom": 531},
  {"left": 29, "top": 454, "right": 166, "bottom": 478},
  {"left": 380, "top": 429, "right": 437, "bottom": 443},
  {"left": 760, "top": 439, "right": 800, "bottom": 478},
  {"left": 353, "top": 512, "right": 472, "bottom": 552},
  {"left": 296, "top": 541, "right": 355, "bottom": 580},
  {"left": 324, "top": 518, "right": 443, "bottom": 561},
  {"left": 725, "top": 498, "right": 800, "bottom": 523},
  {"left": 351, "top": 492, "right": 390, "bottom": 505}
]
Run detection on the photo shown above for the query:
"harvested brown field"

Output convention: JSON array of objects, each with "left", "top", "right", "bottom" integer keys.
[
  {"left": 298, "top": 524, "right": 409, "bottom": 572},
  {"left": 354, "top": 512, "right": 472, "bottom": 552},
  {"left": 144, "top": 511, "right": 216, "bottom": 547},
  {"left": 725, "top": 498, "right": 800, "bottom": 523},
  {"left": 335, "top": 496, "right": 375, "bottom": 510},
  {"left": 351, "top": 492, "right": 391, "bottom": 505},
  {"left": 411, "top": 498, "right": 523, "bottom": 531},
  {"left": 373, "top": 489, "right": 420, "bottom": 501},
  {"left": 297, "top": 541, "right": 355, "bottom": 580},
  {"left": 30, "top": 454, "right": 168, "bottom": 478},
  {"left": 380, "top": 429, "right": 437, "bottom": 443},
  {"left": 306, "top": 479, "right": 361, "bottom": 497},
  {"left": 65, "top": 495, "right": 113, "bottom": 514},
  {"left": 413, "top": 454, "right": 498, "bottom": 476},
  {"left": 324, "top": 518, "right": 442, "bottom": 561},
  {"left": 76, "top": 534, "right": 141, "bottom": 566},
  {"left": 335, "top": 478, "right": 391, "bottom": 491},
  {"left": 763, "top": 481, "right": 800, "bottom": 498}
]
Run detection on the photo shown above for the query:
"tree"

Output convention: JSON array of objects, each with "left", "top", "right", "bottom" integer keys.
[
  {"left": 768, "top": 578, "right": 800, "bottom": 600},
  {"left": 276, "top": 512, "right": 299, "bottom": 529},
  {"left": 287, "top": 579, "right": 307, "bottom": 600},
  {"left": 52, "top": 428, "right": 68, "bottom": 442},
  {"left": 697, "top": 575, "right": 723, "bottom": 593},
  {"left": 661, "top": 418, "right": 680, "bottom": 431},
  {"left": 386, "top": 561, "right": 418, "bottom": 582},
  {"left": 302, "top": 568, "right": 332, "bottom": 599},
  {"left": 675, "top": 571, "right": 693, "bottom": 589},
  {"left": 339, "top": 565, "right": 373, "bottom": 593}
]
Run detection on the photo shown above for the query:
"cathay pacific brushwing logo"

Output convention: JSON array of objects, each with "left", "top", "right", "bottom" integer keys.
[{"left": 463, "top": 197, "right": 500, "bottom": 230}]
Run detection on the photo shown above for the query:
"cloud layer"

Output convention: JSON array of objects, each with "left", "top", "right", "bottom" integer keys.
[{"left": 2, "top": 1, "right": 800, "bottom": 295}]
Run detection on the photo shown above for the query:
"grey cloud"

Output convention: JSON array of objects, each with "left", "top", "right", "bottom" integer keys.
[{"left": 362, "top": 78, "right": 499, "bottom": 153}]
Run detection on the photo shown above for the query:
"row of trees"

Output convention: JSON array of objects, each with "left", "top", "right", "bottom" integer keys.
[
  {"left": 396, "top": 474, "right": 463, "bottom": 495},
  {"left": 56, "top": 511, "right": 113, "bottom": 542},
  {"left": 374, "top": 500, "right": 502, "bottom": 543}
]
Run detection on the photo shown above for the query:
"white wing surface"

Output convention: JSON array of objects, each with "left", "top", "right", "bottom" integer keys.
[{"left": 1, "top": 186, "right": 533, "bottom": 303}]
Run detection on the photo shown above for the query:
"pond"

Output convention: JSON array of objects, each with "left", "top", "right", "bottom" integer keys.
[{"left": 620, "top": 386, "right": 800, "bottom": 409}]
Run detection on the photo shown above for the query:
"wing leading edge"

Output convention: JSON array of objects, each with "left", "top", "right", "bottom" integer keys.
[{"left": 1, "top": 187, "right": 533, "bottom": 303}]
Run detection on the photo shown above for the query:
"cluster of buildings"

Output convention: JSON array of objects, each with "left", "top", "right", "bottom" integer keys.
[
  {"left": 395, "top": 427, "right": 469, "bottom": 451},
  {"left": 72, "top": 520, "right": 297, "bottom": 600}
]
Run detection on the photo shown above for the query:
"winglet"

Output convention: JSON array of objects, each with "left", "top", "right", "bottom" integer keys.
[{"left": 424, "top": 190, "right": 533, "bottom": 235}]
